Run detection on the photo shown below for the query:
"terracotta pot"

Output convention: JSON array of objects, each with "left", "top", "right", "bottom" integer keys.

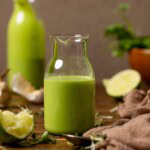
[{"left": 129, "top": 48, "right": 150, "bottom": 83}]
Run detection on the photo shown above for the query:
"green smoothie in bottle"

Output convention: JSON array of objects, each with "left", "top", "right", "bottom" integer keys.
[
  {"left": 44, "top": 76, "right": 95, "bottom": 134},
  {"left": 44, "top": 35, "right": 95, "bottom": 135},
  {"left": 7, "top": 0, "right": 45, "bottom": 88}
]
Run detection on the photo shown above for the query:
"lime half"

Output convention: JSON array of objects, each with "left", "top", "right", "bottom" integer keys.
[
  {"left": 104, "top": 69, "right": 141, "bottom": 97},
  {"left": 102, "top": 79, "right": 109, "bottom": 87},
  {"left": 0, "top": 109, "right": 34, "bottom": 144}
]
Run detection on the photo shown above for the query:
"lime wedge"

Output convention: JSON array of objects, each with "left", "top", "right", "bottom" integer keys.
[
  {"left": 0, "top": 109, "right": 34, "bottom": 144},
  {"left": 104, "top": 69, "right": 141, "bottom": 97}
]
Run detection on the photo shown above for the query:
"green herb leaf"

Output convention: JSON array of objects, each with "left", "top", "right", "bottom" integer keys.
[
  {"left": 40, "top": 131, "right": 50, "bottom": 143},
  {"left": 118, "top": 3, "right": 130, "bottom": 12},
  {"left": 95, "top": 112, "right": 104, "bottom": 127},
  {"left": 17, "top": 131, "right": 56, "bottom": 147},
  {"left": 105, "top": 24, "right": 133, "bottom": 40},
  {"left": 112, "top": 49, "right": 124, "bottom": 57}
]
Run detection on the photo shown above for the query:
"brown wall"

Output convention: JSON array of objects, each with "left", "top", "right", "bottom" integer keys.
[{"left": 1, "top": 0, "right": 150, "bottom": 82}]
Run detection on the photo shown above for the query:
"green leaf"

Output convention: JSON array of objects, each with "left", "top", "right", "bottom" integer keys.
[
  {"left": 104, "top": 2, "right": 150, "bottom": 57},
  {"left": 105, "top": 24, "right": 133, "bottom": 40},
  {"left": 119, "top": 39, "right": 133, "bottom": 50},
  {"left": 17, "top": 131, "right": 56, "bottom": 147},
  {"left": 40, "top": 131, "right": 49, "bottom": 143},
  {"left": 95, "top": 112, "right": 104, "bottom": 127},
  {"left": 118, "top": 3, "right": 130, "bottom": 12},
  {"left": 142, "top": 37, "right": 150, "bottom": 48},
  {"left": 112, "top": 49, "right": 125, "bottom": 57}
]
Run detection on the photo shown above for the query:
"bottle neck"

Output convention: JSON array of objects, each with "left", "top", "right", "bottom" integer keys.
[
  {"left": 47, "top": 35, "right": 93, "bottom": 76},
  {"left": 51, "top": 36, "right": 88, "bottom": 59},
  {"left": 13, "top": 0, "right": 35, "bottom": 15}
]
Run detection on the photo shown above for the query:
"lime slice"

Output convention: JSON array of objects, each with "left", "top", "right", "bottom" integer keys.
[
  {"left": 102, "top": 79, "right": 110, "bottom": 87},
  {"left": 0, "top": 109, "right": 34, "bottom": 144},
  {"left": 105, "top": 69, "right": 141, "bottom": 97}
]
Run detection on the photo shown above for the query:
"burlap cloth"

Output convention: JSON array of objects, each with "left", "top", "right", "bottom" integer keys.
[{"left": 84, "top": 90, "right": 150, "bottom": 150}]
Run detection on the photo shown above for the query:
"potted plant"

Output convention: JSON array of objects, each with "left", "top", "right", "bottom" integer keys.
[{"left": 105, "top": 3, "right": 150, "bottom": 82}]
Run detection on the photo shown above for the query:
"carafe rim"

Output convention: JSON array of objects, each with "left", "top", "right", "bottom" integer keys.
[{"left": 49, "top": 34, "right": 89, "bottom": 40}]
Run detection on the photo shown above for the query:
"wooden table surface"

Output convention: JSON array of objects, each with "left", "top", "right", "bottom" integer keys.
[{"left": 3, "top": 83, "right": 148, "bottom": 150}]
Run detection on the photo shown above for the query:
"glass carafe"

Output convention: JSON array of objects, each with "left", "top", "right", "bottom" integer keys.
[{"left": 44, "top": 35, "right": 95, "bottom": 134}]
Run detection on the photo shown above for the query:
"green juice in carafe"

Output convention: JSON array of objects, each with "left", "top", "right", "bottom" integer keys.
[
  {"left": 44, "top": 76, "right": 95, "bottom": 134},
  {"left": 7, "top": 0, "right": 45, "bottom": 88}
]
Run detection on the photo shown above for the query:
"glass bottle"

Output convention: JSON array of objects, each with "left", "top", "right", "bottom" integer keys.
[
  {"left": 7, "top": 0, "right": 45, "bottom": 89},
  {"left": 44, "top": 35, "right": 95, "bottom": 134}
]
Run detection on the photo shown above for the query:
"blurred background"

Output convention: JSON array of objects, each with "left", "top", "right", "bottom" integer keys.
[{"left": 1, "top": 0, "right": 150, "bottom": 82}]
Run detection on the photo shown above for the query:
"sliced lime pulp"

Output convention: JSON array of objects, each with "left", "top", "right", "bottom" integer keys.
[
  {"left": 0, "top": 109, "right": 34, "bottom": 144},
  {"left": 104, "top": 69, "right": 141, "bottom": 97}
]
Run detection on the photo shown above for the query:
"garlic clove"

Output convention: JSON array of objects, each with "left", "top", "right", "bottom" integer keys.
[{"left": 12, "top": 74, "right": 43, "bottom": 103}]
